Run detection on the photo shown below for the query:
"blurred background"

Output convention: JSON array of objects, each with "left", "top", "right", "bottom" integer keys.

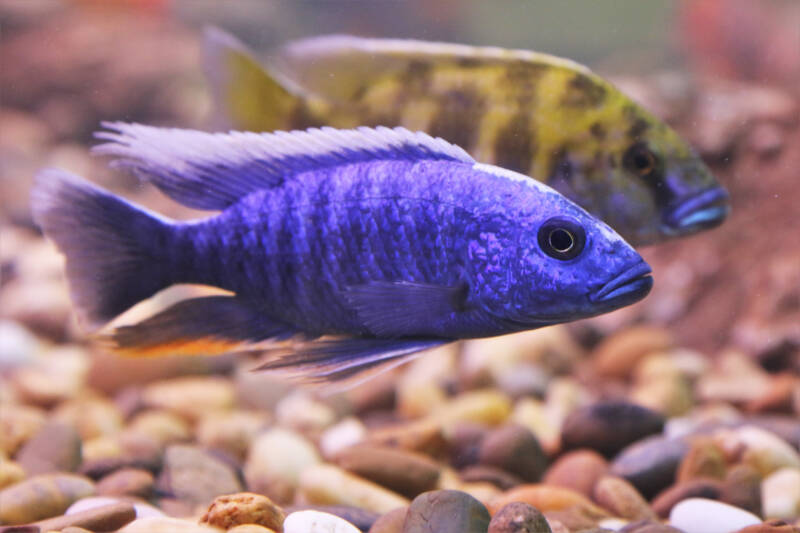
[{"left": 0, "top": 2, "right": 799, "bottom": 526}]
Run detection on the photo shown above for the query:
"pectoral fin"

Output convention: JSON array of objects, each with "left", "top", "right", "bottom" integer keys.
[
  {"left": 343, "top": 281, "right": 468, "bottom": 337},
  {"left": 101, "top": 296, "right": 295, "bottom": 357},
  {"left": 255, "top": 337, "right": 449, "bottom": 385}
]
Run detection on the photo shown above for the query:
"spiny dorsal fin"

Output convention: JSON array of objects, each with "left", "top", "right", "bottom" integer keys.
[
  {"left": 274, "top": 35, "right": 592, "bottom": 101},
  {"left": 92, "top": 122, "right": 474, "bottom": 211}
]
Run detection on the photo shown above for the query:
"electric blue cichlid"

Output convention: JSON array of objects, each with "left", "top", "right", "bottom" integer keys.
[{"left": 32, "top": 124, "right": 653, "bottom": 382}]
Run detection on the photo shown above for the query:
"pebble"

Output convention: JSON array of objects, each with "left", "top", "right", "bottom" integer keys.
[
  {"left": 228, "top": 525, "right": 277, "bottom": 533},
  {"left": 431, "top": 390, "right": 512, "bottom": 435},
  {"left": 15, "top": 422, "right": 82, "bottom": 475},
  {"left": 543, "top": 449, "right": 609, "bottom": 498},
  {"left": 320, "top": 417, "right": 368, "bottom": 459},
  {"left": 630, "top": 373, "right": 693, "bottom": 418},
  {"left": 288, "top": 505, "right": 380, "bottom": 532},
  {"left": 0, "top": 473, "right": 95, "bottom": 524},
  {"left": 52, "top": 396, "right": 124, "bottom": 440},
  {"left": 298, "top": 464, "right": 409, "bottom": 514},
  {"left": 668, "top": 498, "right": 761, "bottom": 533},
  {"left": 0, "top": 461, "right": 26, "bottom": 490},
  {"left": 127, "top": 410, "right": 191, "bottom": 445},
  {"left": 283, "top": 510, "right": 360, "bottom": 533},
  {"left": 142, "top": 376, "right": 235, "bottom": 421},
  {"left": 510, "top": 398, "right": 561, "bottom": 455},
  {"left": 334, "top": 444, "right": 440, "bottom": 498},
  {"left": 33, "top": 501, "right": 135, "bottom": 532},
  {"left": 0, "top": 405, "right": 46, "bottom": 456},
  {"left": 760, "top": 467, "right": 800, "bottom": 519},
  {"left": 244, "top": 428, "right": 321, "bottom": 503},
  {"left": 368, "top": 506, "right": 407, "bottom": 533},
  {"left": 12, "top": 346, "right": 88, "bottom": 406},
  {"left": 561, "top": 401, "right": 665, "bottom": 457},
  {"left": 274, "top": 390, "right": 337, "bottom": 433},
  {"left": 195, "top": 410, "right": 267, "bottom": 461},
  {"left": 619, "top": 521, "right": 683, "bottom": 533},
  {"left": 650, "top": 478, "right": 723, "bottom": 517},
  {"left": 478, "top": 424, "right": 547, "bottom": 482},
  {"left": 459, "top": 465, "right": 522, "bottom": 490},
  {"left": 96, "top": 468, "right": 154, "bottom": 498},
  {"left": 157, "top": 445, "right": 242, "bottom": 507},
  {"left": 720, "top": 464, "right": 763, "bottom": 516},
  {"left": 675, "top": 437, "right": 727, "bottom": 482},
  {"left": 591, "top": 326, "right": 673, "bottom": 379},
  {"left": 722, "top": 425, "right": 800, "bottom": 475},
  {"left": 487, "top": 501, "right": 551, "bottom": 533},
  {"left": 0, "top": 320, "right": 40, "bottom": 371},
  {"left": 403, "top": 490, "right": 490, "bottom": 533},
  {"left": 733, "top": 519, "right": 800, "bottom": 533},
  {"left": 488, "top": 484, "right": 608, "bottom": 517},
  {"left": 200, "top": 492, "right": 285, "bottom": 530},
  {"left": 593, "top": 476, "right": 656, "bottom": 521},
  {"left": 117, "top": 516, "right": 223, "bottom": 532},
  {"left": 367, "top": 419, "right": 447, "bottom": 457},
  {"left": 610, "top": 436, "right": 689, "bottom": 498},
  {"left": 65, "top": 495, "right": 166, "bottom": 519}
]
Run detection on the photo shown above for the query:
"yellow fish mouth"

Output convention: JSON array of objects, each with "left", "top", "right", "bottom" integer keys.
[{"left": 663, "top": 187, "right": 730, "bottom": 236}]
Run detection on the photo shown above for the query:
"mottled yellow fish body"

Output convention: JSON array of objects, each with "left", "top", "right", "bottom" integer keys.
[{"left": 203, "top": 30, "right": 729, "bottom": 246}]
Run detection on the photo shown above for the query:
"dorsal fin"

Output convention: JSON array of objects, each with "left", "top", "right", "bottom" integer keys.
[
  {"left": 274, "top": 35, "right": 592, "bottom": 101},
  {"left": 92, "top": 122, "right": 474, "bottom": 211}
]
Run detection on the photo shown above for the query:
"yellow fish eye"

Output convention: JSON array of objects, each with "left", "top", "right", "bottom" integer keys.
[{"left": 624, "top": 143, "right": 658, "bottom": 177}]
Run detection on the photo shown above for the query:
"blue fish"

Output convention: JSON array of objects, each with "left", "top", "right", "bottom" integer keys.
[{"left": 32, "top": 124, "right": 653, "bottom": 382}]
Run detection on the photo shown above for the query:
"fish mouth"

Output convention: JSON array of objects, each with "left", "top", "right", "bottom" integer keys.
[
  {"left": 589, "top": 261, "right": 653, "bottom": 307},
  {"left": 663, "top": 187, "right": 730, "bottom": 236}
]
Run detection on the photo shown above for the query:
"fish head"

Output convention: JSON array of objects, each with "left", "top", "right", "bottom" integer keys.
[
  {"left": 541, "top": 72, "right": 730, "bottom": 246},
  {"left": 503, "top": 194, "right": 653, "bottom": 325}
]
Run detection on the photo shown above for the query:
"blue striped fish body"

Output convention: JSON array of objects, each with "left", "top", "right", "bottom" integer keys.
[{"left": 32, "top": 125, "right": 653, "bottom": 382}]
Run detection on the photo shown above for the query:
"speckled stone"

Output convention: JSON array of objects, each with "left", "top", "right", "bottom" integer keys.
[
  {"left": 487, "top": 501, "right": 551, "bottom": 533},
  {"left": 200, "top": 492, "right": 285, "bottom": 530},
  {"left": 403, "top": 490, "right": 490, "bottom": 533}
]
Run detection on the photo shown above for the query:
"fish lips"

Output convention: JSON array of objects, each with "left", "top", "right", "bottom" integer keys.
[
  {"left": 663, "top": 187, "right": 730, "bottom": 236},
  {"left": 589, "top": 261, "right": 653, "bottom": 308}
]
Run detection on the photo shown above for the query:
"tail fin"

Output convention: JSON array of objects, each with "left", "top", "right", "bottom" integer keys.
[
  {"left": 31, "top": 168, "right": 175, "bottom": 330},
  {"left": 202, "top": 26, "right": 307, "bottom": 132}
]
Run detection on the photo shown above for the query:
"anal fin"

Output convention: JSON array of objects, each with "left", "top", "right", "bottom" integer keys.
[
  {"left": 254, "top": 337, "right": 449, "bottom": 386},
  {"left": 101, "top": 296, "right": 295, "bottom": 357}
]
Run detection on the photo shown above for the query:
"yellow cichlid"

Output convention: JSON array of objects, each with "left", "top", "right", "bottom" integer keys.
[{"left": 203, "top": 28, "right": 729, "bottom": 246}]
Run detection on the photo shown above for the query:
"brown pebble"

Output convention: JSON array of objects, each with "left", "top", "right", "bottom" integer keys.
[
  {"left": 447, "top": 422, "right": 489, "bottom": 469},
  {"left": 15, "top": 422, "right": 82, "bottom": 475},
  {"left": 228, "top": 525, "right": 277, "bottom": 533},
  {"left": 676, "top": 437, "right": 727, "bottom": 482},
  {"left": 593, "top": 476, "right": 656, "bottom": 521},
  {"left": 96, "top": 468, "right": 154, "bottom": 498},
  {"left": 335, "top": 444, "right": 441, "bottom": 498},
  {"left": 592, "top": 326, "right": 673, "bottom": 379},
  {"left": 0, "top": 473, "right": 95, "bottom": 524},
  {"left": 543, "top": 449, "right": 608, "bottom": 498},
  {"left": 619, "top": 520, "right": 684, "bottom": 533},
  {"left": 34, "top": 501, "right": 136, "bottom": 532},
  {"left": 367, "top": 419, "right": 447, "bottom": 457},
  {"left": 561, "top": 401, "right": 665, "bottom": 457},
  {"left": 650, "top": 478, "right": 724, "bottom": 517},
  {"left": 157, "top": 444, "right": 242, "bottom": 507},
  {"left": 479, "top": 424, "right": 547, "bottom": 482},
  {"left": 61, "top": 527, "right": 95, "bottom": 533},
  {"left": 733, "top": 519, "right": 798, "bottom": 533},
  {"left": 368, "top": 506, "right": 407, "bottom": 533},
  {"left": 459, "top": 465, "right": 522, "bottom": 491},
  {"left": 720, "top": 464, "right": 763, "bottom": 516},
  {"left": 488, "top": 501, "right": 551, "bottom": 533},
  {"left": 200, "top": 492, "right": 285, "bottom": 530},
  {"left": 488, "top": 484, "right": 608, "bottom": 517}
]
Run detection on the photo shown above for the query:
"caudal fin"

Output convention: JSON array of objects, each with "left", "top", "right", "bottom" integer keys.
[
  {"left": 31, "top": 168, "right": 175, "bottom": 330},
  {"left": 202, "top": 26, "right": 307, "bottom": 132}
]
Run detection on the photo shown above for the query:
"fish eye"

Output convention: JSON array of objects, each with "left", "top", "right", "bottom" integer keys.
[
  {"left": 624, "top": 143, "right": 658, "bottom": 177},
  {"left": 538, "top": 217, "right": 586, "bottom": 260}
]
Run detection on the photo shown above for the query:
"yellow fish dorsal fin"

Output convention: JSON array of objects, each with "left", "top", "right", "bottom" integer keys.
[{"left": 274, "top": 35, "right": 593, "bottom": 101}]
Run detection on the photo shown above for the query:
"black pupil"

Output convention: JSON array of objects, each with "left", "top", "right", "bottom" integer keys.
[
  {"left": 634, "top": 151, "right": 652, "bottom": 170},
  {"left": 549, "top": 228, "right": 574, "bottom": 252}
]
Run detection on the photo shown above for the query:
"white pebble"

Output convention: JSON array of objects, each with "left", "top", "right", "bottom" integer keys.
[
  {"left": 762, "top": 467, "right": 800, "bottom": 519},
  {"left": 320, "top": 416, "right": 367, "bottom": 459},
  {"left": 283, "top": 510, "right": 361, "bottom": 533},
  {"left": 669, "top": 498, "right": 760, "bottom": 533}
]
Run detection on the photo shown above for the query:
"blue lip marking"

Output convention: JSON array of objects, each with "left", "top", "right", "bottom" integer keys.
[
  {"left": 590, "top": 261, "right": 653, "bottom": 304},
  {"left": 665, "top": 187, "right": 730, "bottom": 233}
]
